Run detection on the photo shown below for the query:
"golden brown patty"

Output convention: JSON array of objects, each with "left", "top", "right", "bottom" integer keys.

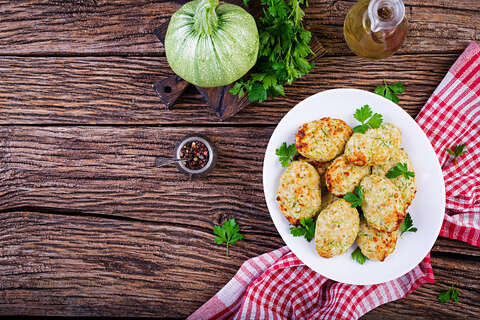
[
  {"left": 294, "top": 154, "right": 333, "bottom": 187},
  {"left": 325, "top": 155, "right": 371, "bottom": 196},
  {"left": 296, "top": 118, "right": 352, "bottom": 162},
  {"left": 276, "top": 161, "right": 322, "bottom": 226},
  {"left": 372, "top": 148, "right": 417, "bottom": 209},
  {"left": 344, "top": 123, "right": 401, "bottom": 166},
  {"left": 314, "top": 199, "right": 359, "bottom": 258},
  {"left": 356, "top": 218, "right": 399, "bottom": 261},
  {"left": 360, "top": 174, "right": 406, "bottom": 232}
]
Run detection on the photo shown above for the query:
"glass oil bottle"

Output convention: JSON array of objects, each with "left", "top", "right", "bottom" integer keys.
[{"left": 344, "top": 0, "right": 408, "bottom": 59}]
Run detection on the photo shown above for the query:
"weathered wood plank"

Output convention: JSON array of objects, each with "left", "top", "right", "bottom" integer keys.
[
  {"left": 0, "top": 125, "right": 477, "bottom": 259},
  {"left": 0, "top": 0, "right": 478, "bottom": 56},
  {"left": 0, "top": 54, "right": 455, "bottom": 124},
  {"left": 363, "top": 253, "right": 480, "bottom": 319},
  {"left": 0, "top": 211, "right": 478, "bottom": 317},
  {"left": 0, "top": 126, "right": 274, "bottom": 227},
  {"left": 0, "top": 211, "right": 276, "bottom": 317}
]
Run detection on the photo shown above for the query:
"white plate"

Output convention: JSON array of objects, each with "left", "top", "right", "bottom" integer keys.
[{"left": 263, "top": 88, "right": 445, "bottom": 285}]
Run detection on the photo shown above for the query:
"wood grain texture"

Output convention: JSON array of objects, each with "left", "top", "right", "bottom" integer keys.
[
  {"left": 0, "top": 0, "right": 478, "bottom": 56},
  {"left": 1, "top": 0, "right": 479, "bottom": 318},
  {"left": 0, "top": 211, "right": 478, "bottom": 318},
  {"left": 0, "top": 126, "right": 275, "bottom": 227},
  {"left": 0, "top": 54, "right": 456, "bottom": 124}
]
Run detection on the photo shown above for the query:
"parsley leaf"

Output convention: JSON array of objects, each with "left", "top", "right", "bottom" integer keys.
[
  {"left": 344, "top": 186, "right": 363, "bottom": 208},
  {"left": 399, "top": 213, "right": 417, "bottom": 236},
  {"left": 389, "top": 82, "right": 405, "bottom": 93},
  {"left": 438, "top": 290, "right": 451, "bottom": 303},
  {"left": 446, "top": 144, "right": 467, "bottom": 165},
  {"left": 451, "top": 287, "right": 460, "bottom": 302},
  {"left": 366, "top": 113, "right": 383, "bottom": 129},
  {"left": 290, "top": 217, "right": 315, "bottom": 242},
  {"left": 351, "top": 247, "right": 367, "bottom": 264},
  {"left": 230, "top": 0, "right": 314, "bottom": 102},
  {"left": 276, "top": 142, "right": 297, "bottom": 167},
  {"left": 354, "top": 104, "right": 372, "bottom": 123},
  {"left": 385, "top": 162, "right": 415, "bottom": 179},
  {"left": 438, "top": 286, "right": 460, "bottom": 303},
  {"left": 353, "top": 105, "right": 383, "bottom": 133},
  {"left": 213, "top": 218, "right": 244, "bottom": 257},
  {"left": 374, "top": 80, "right": 404, "bottom": 104}
]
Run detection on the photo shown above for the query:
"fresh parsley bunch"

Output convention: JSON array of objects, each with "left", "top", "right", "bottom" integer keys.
[
  {"left": 213, "top": 218, "right": 244, "bottom": 257},
  {"left": 230, "top": 0, "right": 314, "bottom": 102},
  {"left": 352, "top": 105, "right": 383, "bottom": 133},
  {"left": 290, "top": 217, "right": 315, "bottom": 241}
]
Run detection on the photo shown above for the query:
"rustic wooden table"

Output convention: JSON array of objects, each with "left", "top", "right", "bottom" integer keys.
[{"left": 0, "top": 0, "right": 479, "bottom": 318}]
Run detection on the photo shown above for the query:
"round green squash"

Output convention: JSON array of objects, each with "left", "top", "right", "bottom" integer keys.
[{"left": 165, "top": 0, "right": 259, "bottom": 87}]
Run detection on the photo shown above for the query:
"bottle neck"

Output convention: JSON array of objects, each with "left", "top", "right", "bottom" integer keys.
[{"left": 368, "top": 0, "right": 405, "bottom": 32}]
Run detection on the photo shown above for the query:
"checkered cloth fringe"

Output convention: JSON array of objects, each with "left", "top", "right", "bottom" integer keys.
[{"left": 188, "top": 42, "right": 480, "bottom": 320}]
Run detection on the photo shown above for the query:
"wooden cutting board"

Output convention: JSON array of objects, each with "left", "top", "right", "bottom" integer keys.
[{"left": 152, "top": 5, "right": 327, "bottom": 120}]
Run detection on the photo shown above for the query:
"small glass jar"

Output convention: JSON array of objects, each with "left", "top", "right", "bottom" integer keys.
[{"left": 174, "top": 134, "right": 217, "bottom": 178}]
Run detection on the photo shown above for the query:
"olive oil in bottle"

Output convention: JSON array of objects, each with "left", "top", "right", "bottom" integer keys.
[{"left": 344, "top": 0, "right": 407, "bottom": 59}]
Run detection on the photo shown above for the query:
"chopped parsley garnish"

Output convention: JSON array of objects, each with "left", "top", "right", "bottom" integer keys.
[{"left": 353, "top": 104, "right": 383, "bottom": 133}]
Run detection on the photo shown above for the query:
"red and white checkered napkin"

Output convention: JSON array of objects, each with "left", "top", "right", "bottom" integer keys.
[
  {"left": 417, "top": 41, "right": 480, "bottom": 246},
  {"left": 188, "top": 42, "right": 480, "bottom": 320}
]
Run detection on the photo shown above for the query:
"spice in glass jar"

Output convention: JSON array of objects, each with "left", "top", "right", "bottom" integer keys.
[{"left": 179, "top": 140, "right": 209, "bottom": 170}]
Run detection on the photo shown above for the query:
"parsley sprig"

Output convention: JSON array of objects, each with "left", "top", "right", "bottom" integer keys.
[
  {"left": 344, "top": 186, "right": 364, "bottom": 208},
  {"left": 290, "top": 217, "right": 316, "bottom": 242},
  {"left": 276, "top": 142, "right": 297, "bottom": 167},
  {"left": 374, "top": 80, "right": 405, "bottom": 104},
  {"left": 213, "top": 218, "right": 244, "bottom": 257},
  {"left": 230, "top": 0, "right": 314, "bottom": 102},
  {"left": 438, "top": 286, "right": 460, "bottom": 303},
  {"left": 385, "top": 162, "right": 415, "bottom": 179},
  {"left": 446, "top": 144, "right": 468, "bottom": 165},
  {"left": 353, "top": 105, "right": 383, "bottom": 133},
  {"left": 399, "top": 213, "right": 417, "bottom": 236},
  {"left": 352, "top": 247, "right": 367, "bottom": 264}
]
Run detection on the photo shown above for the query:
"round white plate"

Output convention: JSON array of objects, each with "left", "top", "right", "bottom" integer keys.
[{"left": 263, "top": 88, "right": 445, "bottom": 285}]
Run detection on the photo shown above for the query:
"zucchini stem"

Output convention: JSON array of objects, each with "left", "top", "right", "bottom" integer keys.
[{"left": 193, "top": 0, "right": 220, "bottom": 35}]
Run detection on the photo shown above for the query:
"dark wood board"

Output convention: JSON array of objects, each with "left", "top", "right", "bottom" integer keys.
[{"left": 0, "top": 0, "right": 479, "bottom": 318}]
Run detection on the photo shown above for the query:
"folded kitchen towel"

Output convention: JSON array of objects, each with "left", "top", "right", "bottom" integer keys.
[{"left": 188, "top": 42, "right": 480, "bottom": 320}]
